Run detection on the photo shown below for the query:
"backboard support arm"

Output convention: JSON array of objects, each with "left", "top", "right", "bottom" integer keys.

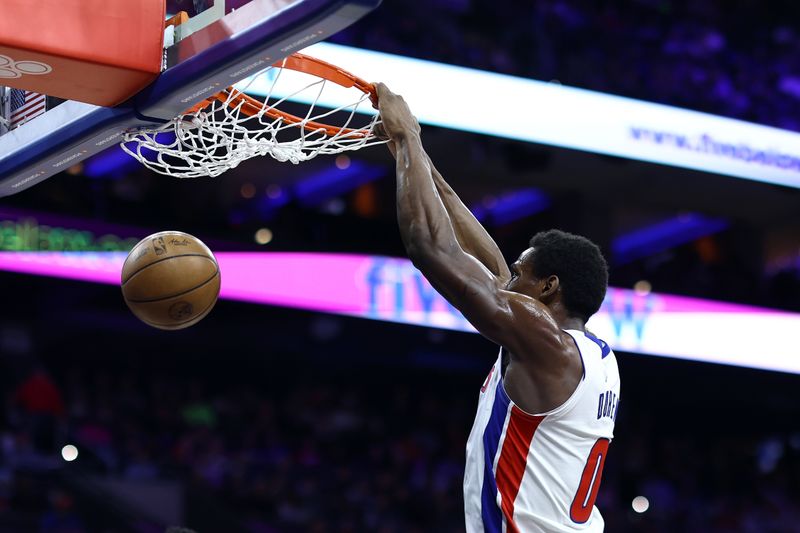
[{"left": 173, "top": 0, "right": 227, "bottom": 42}]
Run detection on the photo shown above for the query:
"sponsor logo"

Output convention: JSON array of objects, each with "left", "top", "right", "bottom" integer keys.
[
  {"left": 10, "top": 171, "right": 45, "bottom": 189},
  {"left": 229, "top": 60, "right": 266, "bottom": 78},
  {"left": 180, "top": 84, "right": 220, "bottom": 104},
  {"left": 52, "top": 151, "right": 87, "bottom": 168},
  {"left": 0, "top": 55, "right": 53, "bottom": 79},
  {"left": 279, "top": 31, "right": 323, "bottom": 53},
  {"left": 95, "top": 132, "right": 123, "bottom": 147}
]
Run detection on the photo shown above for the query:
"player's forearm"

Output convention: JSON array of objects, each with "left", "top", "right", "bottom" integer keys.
[
  {"left": 394, "top": 133, "right": 460, "bottom": 259},
  {"left": 386, "top": 142, "right": 509, "bottom": 278},
  {"left": 429, "top": 163, "right": 510, "bottom": 280}
]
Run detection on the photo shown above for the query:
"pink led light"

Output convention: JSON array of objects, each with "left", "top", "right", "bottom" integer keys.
[
  {"left": 0, "top": 251, "right": 794, "bottom": 317},
  {"left": 0, "top": 252, "right": 125, "bottom": 284},
  {"left": 1, "top": 251, "right": 799, "bottom": 373},
  {"left": 216, "top": 252, "right": 372, "bottom": 314}
]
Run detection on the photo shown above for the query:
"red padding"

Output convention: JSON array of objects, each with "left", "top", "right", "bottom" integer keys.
[{"left": 0, "top": 0, "right": 166, "bottom": 107}]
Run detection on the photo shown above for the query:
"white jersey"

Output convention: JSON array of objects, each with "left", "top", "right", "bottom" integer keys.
[{"left": 464, "top": 329, "right": 620, "bottom": 533}]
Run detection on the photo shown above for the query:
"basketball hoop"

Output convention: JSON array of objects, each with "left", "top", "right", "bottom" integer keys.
[{"left": 121, "top": 53, "right": 387, "bottom": 178}]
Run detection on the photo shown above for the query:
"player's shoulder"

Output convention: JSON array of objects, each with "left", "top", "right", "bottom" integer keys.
[{"left": 498, "top": 291, "right": 576, "bottom": 357}]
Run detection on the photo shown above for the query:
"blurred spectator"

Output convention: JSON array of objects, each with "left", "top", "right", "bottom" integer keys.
[
  {"left": 12, "top": 365, "right": 65, "bottom": 455},
  {"left": 3, "top": 362, "right": 799, "bottom": 532},
  {"left": 39, "top": 490, "right": 85, "bottom": 533},
  {"left": 14, "top": 366, "right": 65, "bottom": 418},
  {"left": 332, "top": 0, "right": 800, "bottom": 133}
]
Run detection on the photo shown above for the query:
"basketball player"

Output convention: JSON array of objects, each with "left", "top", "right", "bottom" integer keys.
[{"left": 376, "top": 83, "right": 620, "bottom": 532}]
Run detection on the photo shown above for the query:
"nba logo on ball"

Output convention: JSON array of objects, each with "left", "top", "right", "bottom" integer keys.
[
  {"left": 169, "top": 301, "right": 194, "bottom": 320},
  {"left": 121, "top": 231, "right": 221, "bottom": 330},
  {"left": 153, "top": 236, "right": 168, "bottom": 256}
]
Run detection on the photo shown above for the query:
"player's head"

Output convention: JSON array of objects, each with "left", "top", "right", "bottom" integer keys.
[{"left": 509, "top": 229, "right": 608, "bottom": 322}]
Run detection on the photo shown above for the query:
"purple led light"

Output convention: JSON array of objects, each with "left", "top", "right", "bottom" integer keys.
[
  {"left": 0, "top": 251, "right": 791, "bottom": 317},
  {"left": 1, "top": 251, "right": 798, "bottom": 374},
  {"left": 613, "top": 213, "right": 729, "bottom": 265}
]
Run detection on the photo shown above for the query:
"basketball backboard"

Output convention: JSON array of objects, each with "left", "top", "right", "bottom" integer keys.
[{"left": 0, "top": 0, "right": 381, "bottom": 197}]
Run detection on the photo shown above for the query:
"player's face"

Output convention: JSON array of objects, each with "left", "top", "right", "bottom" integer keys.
[{"left": 506, "top": 248, "right": 541, "bottom": 296}]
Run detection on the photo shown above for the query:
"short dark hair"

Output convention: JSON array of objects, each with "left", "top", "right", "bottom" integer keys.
[{"left": 528, "top": 229, "right": 608, "bottom": 322}]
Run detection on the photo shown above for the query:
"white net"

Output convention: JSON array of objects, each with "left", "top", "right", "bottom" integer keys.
[{"left": 121, "top": 57, "right": 387, "bottom": 178}]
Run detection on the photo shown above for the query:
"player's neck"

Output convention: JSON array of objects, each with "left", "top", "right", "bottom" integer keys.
[
  {"left": 559, "top": 316, "right": 585, "bottom": 331},
  {"left": 549, "top": 302, "right": 585, "bottom": 331}
]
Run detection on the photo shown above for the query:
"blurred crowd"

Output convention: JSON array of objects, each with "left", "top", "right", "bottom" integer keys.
[
  {"left": 3, "top": 5, "right": 800, "bottom": 530},
  {"left": 611, "top": 235, "right": 800, "bottom": 313},
  {"left": 2, "top": 363, "right": 800, "bottom": 532},
  {"left": 333, "top": 0, "right": 800, "bottom": 131},
  {"left": 330, "top": 0, "right": 800, "bottom": 311}
]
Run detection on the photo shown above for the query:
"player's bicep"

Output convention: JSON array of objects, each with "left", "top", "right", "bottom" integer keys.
[
  {"left": 410, "top": 247, "right": 522, "bottom": 345},
  {"left": 413, "top": 249, "right": 567, "bottom": 355},
  {"left": 501, "top": 293, "right": 568, "bottom": 357}
]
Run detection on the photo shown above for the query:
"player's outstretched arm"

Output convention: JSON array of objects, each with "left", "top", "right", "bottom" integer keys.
[
  {"left": 378, "top": 99, "right": 509, "bottom": 281},
  {"left": 377, "top": 83, "right": 565, "bottom": 359},
  {"left": 429, "top": 162, "right": 511, "bottom": 281}
]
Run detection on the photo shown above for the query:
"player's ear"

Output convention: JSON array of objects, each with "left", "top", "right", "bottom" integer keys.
[{"left": 540, "top": 275, "right": 560, "bottom": 300}]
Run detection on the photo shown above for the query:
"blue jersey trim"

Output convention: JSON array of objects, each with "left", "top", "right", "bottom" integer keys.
[
  {"left": 584, "top": 331, "right": 611, "bottom": 359},
  {"left": 480, "top": 381, "right": 509, "bottom": 533}
]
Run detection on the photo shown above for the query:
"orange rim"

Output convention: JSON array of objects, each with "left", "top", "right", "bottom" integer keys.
[{"left": 183, "top": 53, "right": 378, "bottom": 138}]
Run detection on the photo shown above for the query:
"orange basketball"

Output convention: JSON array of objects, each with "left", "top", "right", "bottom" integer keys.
[{"left": 121, "top": 231, "right": 221, "bottom": 330}]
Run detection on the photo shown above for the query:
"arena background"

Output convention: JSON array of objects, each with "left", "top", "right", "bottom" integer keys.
[{"left": 2, "top": 0, "right": 800, "bottom": 531}]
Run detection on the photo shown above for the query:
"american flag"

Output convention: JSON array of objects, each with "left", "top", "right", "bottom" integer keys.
[{"left": 9, "top": 89, "right": 46, "bottom": 129}]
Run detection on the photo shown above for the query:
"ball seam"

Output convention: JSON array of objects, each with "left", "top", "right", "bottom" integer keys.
[
  {"left": 136, "top": 280, "right": 221, "bottom": 328},
  {"left": 124, "top": 270, "right": 220, "bottom": 303},
  {"left": 122, "top": 254, "right": 217, "bottom": 286}
]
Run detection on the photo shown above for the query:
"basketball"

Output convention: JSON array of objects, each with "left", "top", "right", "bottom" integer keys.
[{"left": 121, "top": 231, "right": 221, "bottom": 330}]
